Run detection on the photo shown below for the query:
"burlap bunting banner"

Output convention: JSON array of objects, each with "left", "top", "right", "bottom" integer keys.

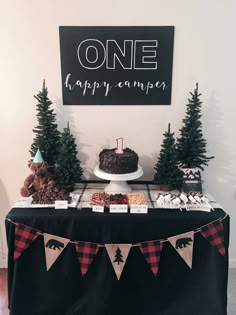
[
  {"left": 105, "top": 244, "right": 132, "bottom": 280},
  {"left": 168, "top": 231, "right": 194, "bottom": 269},
  {"left": 75, "top": 242, "right": 100, "bottom": 276},
  {"left": 9, "top": 215, "right": 226, "bottom": 278},
  {"left": 139, "top": 240, "right": 163, "bottom": 276},
  {"left": 44, "top": 233, "right": 70, "bottom": 271},
  {"left": 14, "top": 223, "right": 39, "bottom": 260},
  {"left": 199, "top": 220, "right": 225, "bottom": 256}
]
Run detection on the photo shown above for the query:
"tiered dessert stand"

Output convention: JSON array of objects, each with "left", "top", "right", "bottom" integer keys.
[{"left": 94, "top": 165, "right": 143, "bottom": 194}]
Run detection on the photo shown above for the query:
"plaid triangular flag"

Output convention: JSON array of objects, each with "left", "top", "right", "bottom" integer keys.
[
  {"left": 105, "top": 244, "right": 132, "bottom": 280},
  {"left": 139, "top": 240, "right": 163, "bottom": 276},
  {"left": 14, "top": 223, "right": 39, "bottom": 260},
  {"left": 199, "top": 220, "right": 225, "bottom": 256},
  {"left": 168, "top": 231, "right": 194, "bottom": 269},
  {"left": 75, "top": 242, "right": 100, "bottom": 276}
]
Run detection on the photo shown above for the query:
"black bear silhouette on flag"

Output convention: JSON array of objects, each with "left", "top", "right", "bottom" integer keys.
[
  {"left": 175, "top": 237, "right": 193, "bottom": 249},
  {"left": 46, "top": 239, "right": 64, "bottom": 250}
]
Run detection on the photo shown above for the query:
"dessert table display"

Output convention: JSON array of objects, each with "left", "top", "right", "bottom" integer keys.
[
  {"left": 12, "top": 58, "right": 223, "bottom": 315},
  {"left": 5, "top": 183, "right": 229, "bottom": 315}
]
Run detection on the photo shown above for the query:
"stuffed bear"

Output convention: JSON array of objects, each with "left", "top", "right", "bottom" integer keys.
[{"left": 20, "top": 162, "right": 54, "bottom": 197}]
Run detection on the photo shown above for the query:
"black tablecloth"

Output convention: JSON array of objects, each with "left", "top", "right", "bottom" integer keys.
[{"left": 5, "top": 207, "right": 229, "bottom": 315}]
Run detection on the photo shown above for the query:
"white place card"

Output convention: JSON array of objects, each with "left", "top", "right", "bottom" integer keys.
[
  {"left": 130, "top": 204, "right": 148, "bottom": 214},
  {"left": 156, "top": 201, "right": 182, "bottom": 209},
  {"left": 109, "top": 204, "right": 128, "bottom": 213},
  {"left": 55, "top": 200, "right": 68, "bottom": 209},
  {"left": 186, "top": 204, "right": 212, "bottom": 212},
  {"left": 92, "top": 205, "right": 104, "bottom": 213}
]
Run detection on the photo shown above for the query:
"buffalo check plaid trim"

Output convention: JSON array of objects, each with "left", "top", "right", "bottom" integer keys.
[
  {"left": 199, "top": 220, "right": 225, "bottom": 256},
  {"left": 14, "top": 223, "right": 39, "bottom": 260},
  {"left": 75, "top": 242, "right": 99, "bottom": 276},
  {"left": 139, "top": 240, "right": 163, "bottom": 276}
]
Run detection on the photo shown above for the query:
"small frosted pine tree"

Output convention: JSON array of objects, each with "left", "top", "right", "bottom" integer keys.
[
  {"left": 30, "top": 80, "right": 60, "bottom": 167},
  {"left": 176, "top": 83, "right": 214, "bottom": 170},
  {"left": 54, "top": 123, "right": 83, "bottom": 188},
  {"left": 154, "top": 123, "right": 183, "bottom": 189}
]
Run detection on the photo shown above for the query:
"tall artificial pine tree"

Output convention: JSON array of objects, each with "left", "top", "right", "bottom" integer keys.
[
  {"left": 30, "top": 80, "right": 60, "bottom": 167},
  {"left": 154, "top": 123, "right": 183, "bottom": 189},
  {"left": 176, "top": 83, "right": 214, "bottom": 170},
  {"left": 54, "top": 123, "right": 83, "bottom": 187}
]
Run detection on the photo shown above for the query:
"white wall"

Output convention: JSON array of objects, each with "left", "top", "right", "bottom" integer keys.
[{"left": 1, "top": 0, "right": 235, "bottom": 267}]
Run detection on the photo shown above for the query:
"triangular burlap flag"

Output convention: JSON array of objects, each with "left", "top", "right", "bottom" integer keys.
[
  {"left": 14, "top": 223, "right": 39, "bottom": 260},
  {"left": 168, "top": 231, "right": 194, "bottom": 269},
  {"left": 75, "top": 242, "right": 100, "bottom": 276},
  {"left": 199, "top": 220, "right": 225, "bottom": 256},
  {"left": 105, "top": 244, "right": 132, "bottom": 280},
  {"left": 44, "top": 233, "right": 70, "bottom": 271},
  {"left": 139, "top": 240, "right": 163, "bottom": 276}
]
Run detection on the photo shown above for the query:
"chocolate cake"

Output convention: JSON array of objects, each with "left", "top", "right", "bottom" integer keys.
[{"left": 99, "top": 147, "right": 138, "bottom": 174}]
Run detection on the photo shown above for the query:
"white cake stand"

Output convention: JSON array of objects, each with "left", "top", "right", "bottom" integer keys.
[{"left": 94, "top": 165, "right": 143, "bottom": 194}]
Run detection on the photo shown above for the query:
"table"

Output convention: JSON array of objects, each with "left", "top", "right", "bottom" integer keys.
[{"left": 5, "top": 204, "right": 229, "bottom": 315}]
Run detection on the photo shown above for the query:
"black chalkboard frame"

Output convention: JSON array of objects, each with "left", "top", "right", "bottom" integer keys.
[{"left": 59, "top": 26, "right": 175, "bottom": 105}]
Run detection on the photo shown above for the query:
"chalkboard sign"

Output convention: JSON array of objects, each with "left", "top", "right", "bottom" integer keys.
[
  {"left": 182, "top": 168, "right": 202, "bottom": 193},
  {"left": 59, "top": 26, "right": 175, "bottom": 105}
]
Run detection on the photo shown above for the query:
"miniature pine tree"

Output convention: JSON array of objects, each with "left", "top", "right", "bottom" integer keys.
[
  {"left": 176, "top": 83, "right": 214, "bottom": 170},
  {"left": 54, "top": 123, "right": 83, "bottom": 187},
  {"left": 154, "top": 123, "right": 183, "bottom": 189},
  {"left": 30, "top": 80, "right": 60, "bottom": 167},
  {"left": 113, "top": 247, "right": 124, "bottom": 265}
]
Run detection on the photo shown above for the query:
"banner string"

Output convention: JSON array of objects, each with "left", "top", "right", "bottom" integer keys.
[
  {"left": 5, "top": 214, "right": 228, "bottom": 248},
  {"left": 132, "top": 213, "right": 229, "bottom": 247},
  {"left": 195, "top": 213, "right": 228, "bottom": 233}
]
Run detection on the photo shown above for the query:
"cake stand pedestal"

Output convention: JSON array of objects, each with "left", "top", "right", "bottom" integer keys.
[{"left": 94, "top": 165, "right": 143, "bottom": 194}]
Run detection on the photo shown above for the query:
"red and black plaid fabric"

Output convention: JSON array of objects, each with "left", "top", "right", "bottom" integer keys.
[
  {"left": 199, "top": 220, "right": 225, "bottom": 256},
  {"left": 75, "top": 242, "right": 99, "bottom": 276},
  {"left": 139, "top": 240, "right": 163, "bottom": 276},
  {"left": 14, "top": 223, "right": 39, "bottom": 261}
]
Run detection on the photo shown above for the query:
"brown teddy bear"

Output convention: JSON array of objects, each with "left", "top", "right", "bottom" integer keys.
[{"left": 20, "top": 161, "right": 54, "bottom": 197}]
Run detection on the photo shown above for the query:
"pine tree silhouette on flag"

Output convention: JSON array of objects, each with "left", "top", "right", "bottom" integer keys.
[
  {"left": 106, "top": 244, "right": 131, "bottom": 280},
  {"left": 113, "top": 247, "right": 124, "bottom": 265}
]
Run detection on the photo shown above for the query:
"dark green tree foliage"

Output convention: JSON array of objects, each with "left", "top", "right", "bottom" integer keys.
[
  {"left": 154, "top": 124, "right": 183, "bottom": 189},
  {"left": 30, "top": 80, "right": 60, "bottom": 166},
  {"left": 176, "top": 83, "right": 214, "bottom": 170},
  {"left": 55, "top": 123, "right": 83, "bottom": 187}
]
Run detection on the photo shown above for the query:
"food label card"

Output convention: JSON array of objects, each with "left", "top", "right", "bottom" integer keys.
[
  {"left": 130, "top": 204, "right": 148, "bottom": 214},
  {"left": 109, "top": 204, "right": 128, "bottom": 213},
  {"left": 186, "top": 204, "right": 212, "bottom": 212},
  {"left": 92, "top": 205, "right": 104, "bottom": 213},
  {"left": 55, "top": 200, "right": 68, "bottom": 209}
]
